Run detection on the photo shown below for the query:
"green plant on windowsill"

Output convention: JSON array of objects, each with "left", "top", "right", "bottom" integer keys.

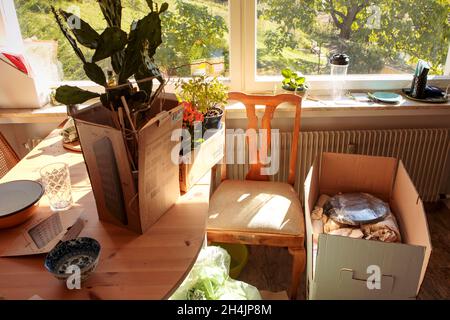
[{"left": 281, "top": 68, "right": 308, "bottom": 92}]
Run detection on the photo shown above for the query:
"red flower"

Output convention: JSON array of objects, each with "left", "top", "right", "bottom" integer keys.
[{"left": 181, "top": 101, "right": 204, "bottom": 128}]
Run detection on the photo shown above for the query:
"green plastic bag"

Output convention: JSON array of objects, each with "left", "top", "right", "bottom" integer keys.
[{"left": 170, "top": 246, "right": 261, "bottom": 300}]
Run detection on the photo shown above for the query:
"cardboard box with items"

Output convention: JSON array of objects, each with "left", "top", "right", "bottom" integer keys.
[
  {"left": 73, "top": 94, "right": 183, "bottom": 234},
  {"left": 304, "top": 152, "right": 432, "bottom": 300}
]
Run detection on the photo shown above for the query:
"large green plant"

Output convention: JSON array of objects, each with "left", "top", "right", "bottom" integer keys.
[{"left": 52, "top": 0, "right": 168, "bottom": 107}]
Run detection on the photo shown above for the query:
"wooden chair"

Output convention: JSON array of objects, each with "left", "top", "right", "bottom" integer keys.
[
  {"left": 207, "top": 92, "right": 305, "bottom": 299},
  {"left": 0, "top": 132, "right": 19, "bottom": 179}
]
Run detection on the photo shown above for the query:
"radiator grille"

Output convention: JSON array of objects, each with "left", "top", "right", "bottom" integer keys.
[{"left": 225, "top": 128, "right": 450, "bottom": 202}]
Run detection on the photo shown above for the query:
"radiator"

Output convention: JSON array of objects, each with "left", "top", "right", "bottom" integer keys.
[{"left": 225, "top": 128, "right": 450, "bottom": 202}]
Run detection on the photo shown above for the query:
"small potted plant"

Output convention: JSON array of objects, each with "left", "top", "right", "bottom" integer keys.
[
  {"left": 281, "top": 68, "right": 308, "bottom": 93},
  {"left": 176, "top": 75, "right": 228, "bottom": 130}
]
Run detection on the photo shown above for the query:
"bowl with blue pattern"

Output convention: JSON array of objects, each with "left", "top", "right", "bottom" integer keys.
[{"left": 44, "top": 237, "right": 101, "bottom": 282}]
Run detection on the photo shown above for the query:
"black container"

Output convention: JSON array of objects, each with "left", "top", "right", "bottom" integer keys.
[{"left": 204, "top": 107, "right": 224, "bottom": 130}]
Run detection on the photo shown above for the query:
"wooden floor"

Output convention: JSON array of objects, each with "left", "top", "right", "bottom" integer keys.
[{"left": 237, "top": 201, "right": 450, "bottom": 300}]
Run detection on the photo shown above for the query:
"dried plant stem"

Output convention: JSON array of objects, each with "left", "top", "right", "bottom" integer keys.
[{"left": 121, "top": 96, "right": 139, "bottom": 143}]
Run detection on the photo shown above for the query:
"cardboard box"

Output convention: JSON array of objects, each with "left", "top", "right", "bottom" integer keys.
[
  {"left": 304, "top": 152, "right": 432, "bottom": 300},
  {"left": 179, "top": 123, "right": 225, "bottom": 193},
  {"left": 73, "top": 95, "right": 183, "bottom": 234}
]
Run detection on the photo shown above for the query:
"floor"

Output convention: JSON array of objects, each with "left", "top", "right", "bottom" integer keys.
[{"left": 237, "top": 201, "right": 450, "bottom": 300}]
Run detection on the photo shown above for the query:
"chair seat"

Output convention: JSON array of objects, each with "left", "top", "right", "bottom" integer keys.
[{"left": 207, "top": 180, "right": 304, "bottom": 236}]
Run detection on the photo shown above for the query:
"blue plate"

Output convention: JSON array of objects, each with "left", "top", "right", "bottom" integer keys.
[{"left": 370, "top": 92, "right": 403, "bottom": 103}]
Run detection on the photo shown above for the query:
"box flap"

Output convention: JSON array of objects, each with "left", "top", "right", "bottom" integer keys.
[
  {"left": 391, "top": 161, "right": 432, "bottom": 294},
  {"left": 304, "top": 158, "right": 320, "bottom": 283},
  {"left": 312, "top": 234, "right": 424, "bottom": 299},
  {"left": 138, "top": 105, "right": 183, "bottom": 231},
  {"left": 320, "top": 153, "right": 397, "bottom": 202}
]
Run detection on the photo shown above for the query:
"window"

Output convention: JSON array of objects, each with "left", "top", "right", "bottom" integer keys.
[
  {"left": 256, "top": 0, "right": 450, "bottom": 77},
  {"left": 3, "top": 0, "right": 450, "bottom": 92},
  {"left": 12, "top": 0, "right": 229, "bottom": 81}
]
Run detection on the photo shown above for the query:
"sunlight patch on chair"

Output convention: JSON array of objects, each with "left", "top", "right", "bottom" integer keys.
[{"left": 248, "top": 194, "right": 291, "bottom": 230}]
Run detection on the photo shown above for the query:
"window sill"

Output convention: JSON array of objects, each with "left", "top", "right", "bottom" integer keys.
[{"left": 225, "top": 95, "right": 450, "bottom": 119}]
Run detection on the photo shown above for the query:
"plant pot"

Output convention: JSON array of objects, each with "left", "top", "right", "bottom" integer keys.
[
  {"left": 204, "top": 107, "right": 224, "bottom": 130},
  {"left": 282, "top": 84, "right": 306, "bottom": 92}
]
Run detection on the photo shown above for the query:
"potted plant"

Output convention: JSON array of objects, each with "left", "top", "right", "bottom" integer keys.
[
  {"left": 50, "top": 0, "right": 183, "bottom": 234},
  {"left": 175, "top": 76, "right": 227, "bottom": 192},
  {"left": 281, "top": 68, "right": 308, "bottom": 93},
  {"left": 176, "top": 75, "right": 228, "bottom": 131}
]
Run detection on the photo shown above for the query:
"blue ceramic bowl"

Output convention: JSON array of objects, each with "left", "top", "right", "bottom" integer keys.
[{"left": 44, "top": 237, "right": 101, "bottom": 282}]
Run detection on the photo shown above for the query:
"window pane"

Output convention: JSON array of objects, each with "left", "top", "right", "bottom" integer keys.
[
  {"left": 257, "top": 0, "right": 450, "bottom": 76},
  {"left": 13, "top": 0, "right": 229, "bottom": 81}
]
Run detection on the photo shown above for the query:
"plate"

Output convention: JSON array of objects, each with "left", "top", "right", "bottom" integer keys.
[
  {"left": 402, "top": 88, "right": 448, "bottom": 104},
  {"left": 0, "top": 180, "right": 44, "bottom": 228},
  {"left": 370, "top": 92, "right": 403, "bottom": 103},
  {"left": 63, "top": 141, "right": 82, "bottom": 152}
]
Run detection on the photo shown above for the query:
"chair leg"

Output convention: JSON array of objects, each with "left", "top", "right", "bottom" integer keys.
[{"left": 288, "top": 247, "right": 306, "bottom": 300}]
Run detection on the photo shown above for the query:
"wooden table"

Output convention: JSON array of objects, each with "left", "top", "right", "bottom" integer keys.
[{"left": 0, "top": 129, "right": 212, "bottom": 299}]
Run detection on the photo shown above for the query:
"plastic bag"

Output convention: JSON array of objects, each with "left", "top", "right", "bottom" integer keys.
[
  {"left": 324, "top": 193, "right": 389, "bottom": 225},
  {"left": 170, "top": 246, "right": 261, "bottom": 300}
]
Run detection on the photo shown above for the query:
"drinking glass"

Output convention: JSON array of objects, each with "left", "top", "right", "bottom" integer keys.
[{"left": 40, "top": 162, "right": 73, "bottom": 211}]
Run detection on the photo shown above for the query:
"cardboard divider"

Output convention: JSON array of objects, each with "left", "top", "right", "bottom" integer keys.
[
  {"left": 391, "top": 162, "right": 432, "bottom": 293},
  {"left": 320, "top": 153, "right": 397, "bottom": 202}
]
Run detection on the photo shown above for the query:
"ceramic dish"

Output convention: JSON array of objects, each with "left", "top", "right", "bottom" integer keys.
[
  {"left": 369, "top": 92, "right": 403, "bottom": 104},
  {"left": 0, "top": 180, "right": 44, "bottom": 229},
  {"left": 44, "top": 237, "right": 101, "bottom": 282}
]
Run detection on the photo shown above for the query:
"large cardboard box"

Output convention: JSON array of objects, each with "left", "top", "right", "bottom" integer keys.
[
  {"left": 179, "top": 123, "right": 225, "bottom": 193},
  {"left": 304, "top": 152, "right": 432, "bottom": 300},
  {"left": 73, "top": 95, "right": 183, "bottom": 234}
]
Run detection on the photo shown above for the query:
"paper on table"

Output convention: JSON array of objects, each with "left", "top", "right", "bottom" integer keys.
[{"left": 0, "top": 208, "right": 83, "bottom": 257}]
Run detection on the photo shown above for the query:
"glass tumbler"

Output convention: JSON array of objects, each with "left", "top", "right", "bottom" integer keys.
[
  {"left": 40, "top": 162, "right": 73, "bottom": 211},
  {"left": 330, "top": 53, "right": 349, "bottom": 100}
]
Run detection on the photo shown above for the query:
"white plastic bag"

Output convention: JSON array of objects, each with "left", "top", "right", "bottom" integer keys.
[{"left": 170, "top": 246, "right": 261, "bottom": 300}]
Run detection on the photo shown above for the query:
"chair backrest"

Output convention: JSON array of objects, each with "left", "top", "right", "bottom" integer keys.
[
  {"left": 227, "top": 92, "right": 302, "bottom": 185},
  {"left": 0, "top": 132, "right": 19, "bottom": 179}
]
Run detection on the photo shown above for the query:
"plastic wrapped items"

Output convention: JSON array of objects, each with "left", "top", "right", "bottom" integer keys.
[
  {"left": 323, "top": 193, "right": 389, "bottom": 226},
  {"left": 170, "top": 246, "right": 261, "bottom": 300}
]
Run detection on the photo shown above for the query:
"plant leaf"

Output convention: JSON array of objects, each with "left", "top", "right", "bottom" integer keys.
[
  {"left": 119, "top": 12, "right": 162, "bottom": 83},
  {"left": 83, "top": 62, "right": 107, "bottom": 86},
  {"left": 281, "top": 68, "right": 292, "bottom": 78},
  {"left": 59, "top": 10, "right": 99, "bottom": 49},
  {"left": 55, "top": 86, "right": 100, "bottom": 105},
  {"left": 295, "top": 77, "right": 305, "bottom": 85},
  {"left": 159, "top": 3, "right": 169, "bottom": 13},
  {"left": 51, "top": 6, "right": 86, "bottom": 64},
  {"left": 98, "top": 0, "right": 122, "bottom": 27},
  {"left": 92, "top": 27, "right": 128, "bottom": 62}
]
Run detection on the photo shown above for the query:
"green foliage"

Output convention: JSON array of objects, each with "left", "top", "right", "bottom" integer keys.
[
  {"left": 83, "top": 62, "right": 107, "bottom": 86},
  {"left": 49, "top": 0, "right": 168, "bottom": 106},
  {"left": 59, "top": 10, "right": 99, "bottom": 49},
  {"left": 176, "top": 76, "right": 228, "bottom": 113},
  {"left": 55, "top": 85, "right": 100, "bottom": 105},
  {"left": 155, "top": 0, "right": 228, "bottom": 75},
  {"left": 281, "top": 68, "right": 307, "bottom": 91},
  {"left": 92, "top": 27, "right": 128, "bottom": 62},
  {"left": 259, "top": 0, "right": 450, "bottom": 75}
]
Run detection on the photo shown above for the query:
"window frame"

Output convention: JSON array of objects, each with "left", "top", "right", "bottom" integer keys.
[
  {"left": 2, "top": 0, "right": 450, "bottom": 93},
  {"left": 238, "top": 0, "right": 450, "bottom": 93}
]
